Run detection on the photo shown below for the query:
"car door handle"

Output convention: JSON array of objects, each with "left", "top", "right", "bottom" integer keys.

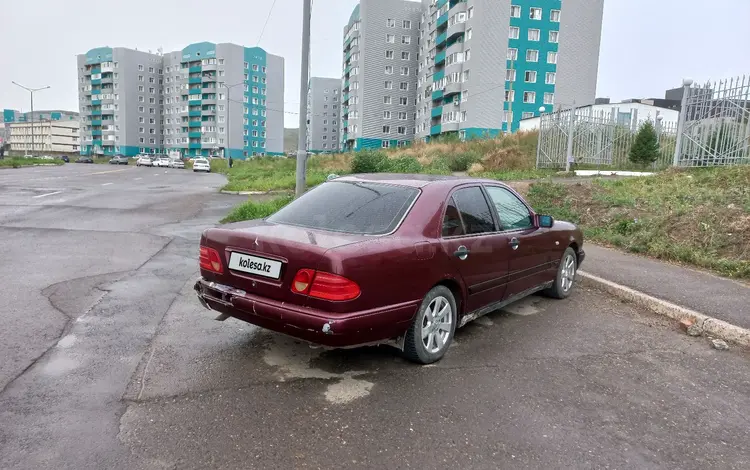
[
  {"left": 509, "top": 237, "right": 520, "bottom": 250},
  {"left": 454, "top": 245, "right": 470, "bottom": 260}
]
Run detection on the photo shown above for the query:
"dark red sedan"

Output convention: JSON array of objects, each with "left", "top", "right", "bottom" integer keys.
[{"left": 195, "top": 174, "right": 584, "bottom": 364}]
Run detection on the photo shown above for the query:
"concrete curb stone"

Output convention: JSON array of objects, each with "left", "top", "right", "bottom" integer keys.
[{"left": 578, "top": 270, "right": 750, "bottom": 348}]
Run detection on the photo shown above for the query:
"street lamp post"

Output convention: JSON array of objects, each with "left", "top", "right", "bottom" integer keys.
[
  {"left": 535, "top": 106, "right": 546, "bottom": 168},
  {"left": 222, "top": 82, "right": 245, "bottom": 159},
  {"left": 12, "top": 82, "right": 50, "bottom": 156}
]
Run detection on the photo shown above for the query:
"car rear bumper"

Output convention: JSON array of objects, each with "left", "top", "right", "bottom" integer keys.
[{"left": 194, "top": 278, "right": 418, "bottom": 348}]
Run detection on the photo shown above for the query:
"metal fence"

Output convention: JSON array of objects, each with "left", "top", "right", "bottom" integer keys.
[{"left": 536, "top": 75, "right": 750, "bottom": 170}]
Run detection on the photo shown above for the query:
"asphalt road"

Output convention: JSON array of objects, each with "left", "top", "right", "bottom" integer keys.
[{"left": 1, "top": 163, "right": 749, "bottom": 470}]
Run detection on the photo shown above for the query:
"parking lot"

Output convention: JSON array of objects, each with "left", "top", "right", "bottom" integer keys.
[{"left": 1, "top": 164, "right": 749, "bottom": 470}]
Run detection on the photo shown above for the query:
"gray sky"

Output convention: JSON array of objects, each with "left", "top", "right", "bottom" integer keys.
[{"left": 3, "top": 0, "right": 749, "bottom": 128}]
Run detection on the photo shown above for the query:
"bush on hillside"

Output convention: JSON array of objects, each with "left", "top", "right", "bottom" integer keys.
[
  {"left": 387, "top": 156, "right": 423, "bottom": 173},
  {"left": 446, "top": 151, "right": 482, "bottom": 172},
  {"left": 351, "top": 150, "right": 388, "bottom": 173},
  {"left": 629, "top": 121, "right": 660, "bottom": 166}
]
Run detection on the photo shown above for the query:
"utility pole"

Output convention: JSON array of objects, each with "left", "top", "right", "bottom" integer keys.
[
  {"left": 565, "top": 100, "right": 576, "bottom": 172},
  {"left": 507, "top": 58, "right": 515, "bottom": 133},
  {"left": 295, "top": 0, "right": 312, "bottom": 198},
  {"left": 12, "top": 82, "right": 50, "bottom": 156}
]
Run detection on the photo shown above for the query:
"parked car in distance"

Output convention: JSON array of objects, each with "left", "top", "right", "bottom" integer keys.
[
  {"left": 153, "top": 156, "right": 171, "bottom": 168},
  {"left": 60, "top": 155, "right": 70, "bottom": 163},
  {"left": 195, "top": 174, "right": 585, "bottom": 364},
  {"left": 192, "top": 158, "right": 211, "bottom": 172},
  {"left": 136, "top": 156, "right": 152, "bottom": 167},
  {"left": 109, "top": 155, "right": 129, "bottom": 165},
  {"left": 76, "top": 156, "right": 94, "bottom": 164},
  {"left": 169, "top": 159, "right": 185, "bottom": 169}
]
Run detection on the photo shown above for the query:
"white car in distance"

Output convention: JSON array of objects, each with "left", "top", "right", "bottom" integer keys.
[
  {"left": 154, "top": 157, "right": 171, "bottom": 168},
  {"left": 136, "top": 156, "right": 152, "bottom": 167},
  {"left": 169, "top": 159, "right": 185, "bottom": 169},
  {"left": 192, "top": 158, "right": 211, "bottom": 173}
]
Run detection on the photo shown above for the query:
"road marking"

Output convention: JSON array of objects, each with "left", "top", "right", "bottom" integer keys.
[
  {"left": 90, "top": 168, "right": 129, "bottom": 175},
  {"left": 134, "top": 177, "right": 142, "bottom": 181},
  {"left": 32, "top": 191, "right": 63, "bottom": 199},
  {"left": 101, "top": 182, "right": 113, "bottom": 186}
]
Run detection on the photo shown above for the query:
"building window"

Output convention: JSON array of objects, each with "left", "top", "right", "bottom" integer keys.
[
  {"left": 509, "top": 27, "right": 520, "bottom": 39},
  {"left": 139, "top": 127, "right": 145, "bottom": 133},
  {"left": 466, "top": 28, "right": 472, "bottom": 40},
  {"left": 139, "top": 117, "right": 144, "bottom": 123},
  {"left": 138, "top": 86, "right": 145, "bottom": 92},
  {"left": 400, "top": 82, "right": 409, "bottom": 91},
  {"left": 403, "top": 20, "right": 411, "bottom": 29},
  {"left": 384, "top": 111, "right": 392, "bottom": 119},
  {"left": 138, "top": 65, "right": 144, "bottom": 71},
  {"left": 522, "top": 112, "right": 534, "bottom": 119},
  {"left": 548, "top": 51, "right": 558, "bottom": 64},
  {"left": 138, "top": 75, "right": 144, "bottom": 82},
  {"left": 546, "top": 72, "right": 556, "bottom": 84},
  {"left": 387, "top": 18, "right": 396, "bottom": 28},
  {"left": 399, "top": 97, "right": 408, "bottom": 105},
  {"left": 510, "top": 5, "right": 521, "bottom": 17},
  {"left": 526, "top": 50, "right": 539, "bottom": 62},
  {"left": 397, "top": 126, "right": 406, "bottom": 135},
  {"left": 398, "top": 112, "right": 407, "bottom": 120},
  {"left": 528, "top": 29, "right": 540, "bottom": 41},
  {"left": 468, "top": 6, "right": 474, "bottom": 18},
  {"left": 384, "top": 96, "right": 392, "bottom": 104},
  {"left": 138, "top": 106, "right": 145, "bottom": 112},
  {"left": 382, "top": 141, "right": 390, "bottom": 148},
  {"left": 462, "top": 70, "right": 470, "bottom": 82},
  {"left": 386, "top": 34, "right": 396, "bottom": 43},
  {"left": 505, "top": 90, "right": 515, "bottom": 102},
  {"left": 402, "top": 36, "right": 411, "bottom": 45},
  {"left": 253, "top": 64, "right": 259, "bottom": 72},
  {"left": 549, "top": 31, "right": 559, "bottom": 43},
  {"left": 551, "top": 9, "right": 561, "bottom": 22},
  {"left": 525, "top": 71, "right": 537, "bottom": 83},
  {"left": 464, "top": 49, "right": 471, "bottom": 61},
  {"left": 544, "top": 92, "right": 555, "bottom": 105},
  {"left": 385, "top": 80, "right": 393, "bottom": 89},
  {"left": 386, "top": 50, "right": 394, "bottom": 59},
  {"left": 507, "top": 48, "right": 518, "bottom": 61},
  {"left": 401, "top": 51, "right": 410, "bottom": 60},
  {"left": 523, "top": 91, "right": 536, "bottom": 103},
  {"left": 506, "top": 69, "right": 516, "bottom": 82},
  {"left": 385, "top": 65, "right": 393, "bottom": 74},
  {"left": 530, "top": 7, "right": 542, "bottom": 19}
]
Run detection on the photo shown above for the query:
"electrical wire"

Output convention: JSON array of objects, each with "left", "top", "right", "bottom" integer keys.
[{"left": 256, "top": 0, "right": 279, "bottom": 46}]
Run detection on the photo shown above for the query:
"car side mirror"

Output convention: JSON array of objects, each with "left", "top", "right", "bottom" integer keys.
[{"left": 538, "top": 215, "right": 554, "bottom": 228}]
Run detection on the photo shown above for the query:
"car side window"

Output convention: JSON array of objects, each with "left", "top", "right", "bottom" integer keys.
[
  {"left": 485, "top": 186, "right": 534, "bottom": 231},
  {"left": 442, "top": 197, "right": 465, "bottom": 237},
  {"left": 452, "top": 187, "right": 496, "bottom": 235}
]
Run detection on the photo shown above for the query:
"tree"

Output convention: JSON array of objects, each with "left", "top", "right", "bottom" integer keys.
[{"left": 629, "top": 121, "right": 660, "bottom": 166}]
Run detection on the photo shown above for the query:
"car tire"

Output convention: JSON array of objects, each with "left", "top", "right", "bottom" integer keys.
[
  {"left": 403, "top": 285, "right": 457, "bottom": 364},
  {"left": 544, "top": 247, "right": 578, "bottom": 299}
]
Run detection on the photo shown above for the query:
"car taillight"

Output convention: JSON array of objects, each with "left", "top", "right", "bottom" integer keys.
[
  {"left": 199, "top": 246, "right": 224, "bottom": 274},
  {"left": 291, "top": 269, "right": 360, "bottom": 301}
]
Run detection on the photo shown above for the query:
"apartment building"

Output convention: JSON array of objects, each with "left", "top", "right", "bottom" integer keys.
[
  {"left": 341, "top": 0, "right": 423, "bottom": 151},
  {"left": 8, "top": 120, "right": 80, "bottom": 154},
  {"left": 161, "top": 42, "right": 284, "bottom": 158},
  {"left": 76, "top": 43, "right": 284, "bottom": 158},
  {"left": 415, "top": 0, "right": 603, "bottom": 139},
  {"left": 306, "top": 77, "right": 342, "bottom": 153},
  {"left": 2, "top": 109, "right": 79, "bottom": 149}
]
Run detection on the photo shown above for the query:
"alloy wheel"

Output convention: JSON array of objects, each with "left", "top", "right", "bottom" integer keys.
[{"left": 421, "top": 296, "right": 453, "bottom": 354}]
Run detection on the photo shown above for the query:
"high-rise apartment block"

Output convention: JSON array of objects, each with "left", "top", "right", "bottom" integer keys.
[
  {"left": 341, "top": 0, "right": 423, "bottom": 151},
  {"left": 306, "top": 77, "right": 342, "bottom": 153},
  {"left": 343, "top": 0, "right": 603, "bottom": 149},
  {"left": 76, "top": 42, "right": 284, "bottom": 157}
]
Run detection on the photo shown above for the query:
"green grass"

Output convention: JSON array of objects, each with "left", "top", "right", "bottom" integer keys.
[
  {"left": 526, "top": 166, "right": 750, "bottom": 279},
  {"left": 221, "top": 156, "right": 348, "bottom": 192},
  {"left": 0, "top": 157, "right": 64, "bottom": 168},
  {"left": 221, "top": 195, "right": 293, "bottom": 224},
  {"left": 474, "top": 169, "right": 567, "bottom": 181}
]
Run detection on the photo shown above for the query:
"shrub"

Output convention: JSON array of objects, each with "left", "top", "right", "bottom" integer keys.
[
  {"left": 629, "top": 121, "right": 660, "bottom": 166},
  {"left": 351, "top": 150, "right": 388, "bottom": 173},
  {"left": 446, "top": 151, "right": 481, "bottom": 172},
  {"left": 386, "top": 156, "right": 423, "bottom": 173}
]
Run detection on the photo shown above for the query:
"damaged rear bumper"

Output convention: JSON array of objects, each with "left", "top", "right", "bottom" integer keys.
[{"left": 194, "top": 278, "right": 417, "bottom": 348}]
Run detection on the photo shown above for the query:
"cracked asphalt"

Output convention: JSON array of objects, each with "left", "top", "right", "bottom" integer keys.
[{"left": 1, "top": 163, "right": 749, "bottom": 470}]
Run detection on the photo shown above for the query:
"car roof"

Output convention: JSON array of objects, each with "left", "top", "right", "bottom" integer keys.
[{"left": 333, "top": 173, "right": 502, "bottom": 189}]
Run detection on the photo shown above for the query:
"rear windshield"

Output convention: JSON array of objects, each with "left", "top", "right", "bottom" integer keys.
[
  {"left": 267, "top": 181, "right": 419, "bottom": 235},
  {"left": 195, "top": 159, "right": 208, "bottom": 163}
]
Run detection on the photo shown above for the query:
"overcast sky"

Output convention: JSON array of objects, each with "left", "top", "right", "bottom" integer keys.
[{"left": 3, "top": 0, "right": 749, "bottom": 128}]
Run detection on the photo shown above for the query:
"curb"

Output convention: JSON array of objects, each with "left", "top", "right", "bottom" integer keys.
[
  {"left": 220, "top": 190, "right": 291, "bottom": 196},
  {"left": 578, "top": 270, "right": 750, "bottom": 348}
]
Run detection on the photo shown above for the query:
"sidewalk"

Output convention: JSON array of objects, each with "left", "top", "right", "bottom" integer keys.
[{"left": 582, "top": 244, "right": 750, "bottom": 330}]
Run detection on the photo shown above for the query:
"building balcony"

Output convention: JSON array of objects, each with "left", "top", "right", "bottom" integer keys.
[
  {"left": 92, "top": 139, "right": 103, "bottom": 146},
  {"left": 447, "top": 21, "right": 466, "bottom": 40},
  {"left": 432, "top": 89, "right": 444, "bottom": 101},
  {"left": 189, "top": 121, "right": 202, "bottom": 128},
  {"left": 92, "top": 130, "right": 102, "bottom": 136},
  {"left": 189, "top": 99, "right": 202, "bottom": 106},
  {"left": 91, "top": 89, "right": 101, "bottom": 95},
  {"left": 189, "top": 142, "right": 202, "bottom": 149},
  {"left": 433, "top": 70, "right": 445, "bottom": 82},
  {"left": 437, "top": 0, "right": 449, "bottom": 7},
  {"left": 201, "top": 96, "right": 217, "bottom": 104},
  {"left": 202, "top": 75, "right": 217, "bottom": 82},
  {"left": 189, "top": 66, "right": 202, "bottom": 73},
  {"left": 430, "top": 124, "right": 442, "bottom": 135},
  {"left": 91, "top": 119, "right": 102, "bottom": 126},
  {"left": 91, "top": 67, "right": 101, "bottom": 75},
  {"left": 189, "top": 110, "right": 202, "bottom": 117},
  {"left": 91, "top": 79, "right": 101, "bottom": 86},
  {"left": 436, "top": 31, "right": 447, "bottom": 46},
  {"left": 431, "top": 106, "right": 443, "bottom": 118},
  {"left": 444, "top": 82, "right": 462, "bottom": 97},
  {"left": 188, "top": 131, "right": 202, "bottom": 138},
  {"left": 436, "top": 13, "right": 448, "bottom": 29},
  {"left": 189, "top": 77, "right": 202, "bottom": 84},
  {"left": 91, "top": 110, "right": 102, "bottom": 116},
  {"left": 442, "top": 121, "right": 459, "bottom": 132},
  {"left": 435, "top": 50, "right": 446, "bottom": 65}
]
